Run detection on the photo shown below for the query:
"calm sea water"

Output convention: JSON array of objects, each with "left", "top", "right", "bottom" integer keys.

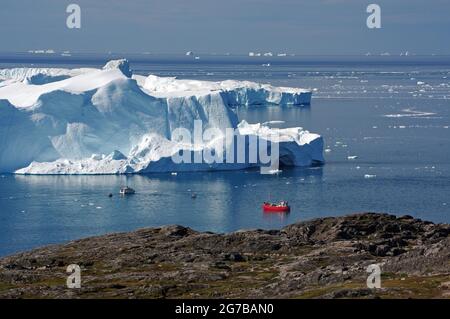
[{"left": 1, "top": 53, "right": 449, "bottom": 256}]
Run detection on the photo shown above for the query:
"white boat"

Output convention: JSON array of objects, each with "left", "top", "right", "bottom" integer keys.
[{"left": 120, "top": 186, "right": 136, "bottom": 195}]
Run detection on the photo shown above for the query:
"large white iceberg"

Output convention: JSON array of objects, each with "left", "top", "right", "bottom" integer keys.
[
  {"left": 0, "top": 59, "right": 322, "bottom": 174},
  {"left": 140, "top": 75, "right": 312, "bottom": 106}
]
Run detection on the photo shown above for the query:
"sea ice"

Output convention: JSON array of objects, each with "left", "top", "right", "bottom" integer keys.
[
  {"left": 266, "top": 169, "right": 282, "bottom": 175},
  {"left": 383, "top": 108, "right": 436, "bottom": 119}
]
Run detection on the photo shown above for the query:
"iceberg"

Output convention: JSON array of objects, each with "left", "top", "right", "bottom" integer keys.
[
  {"left": 0, "top": 59, "right": 322, "bottom": 175},
  {"left": 15, "top": 121, "right": 323, "bottom": 174},
  {"left": 0, "top": 67, "right": 95, "bottom": 85},
  {"left": 140, "top": 75, "right": 312, "bottom": 106}
]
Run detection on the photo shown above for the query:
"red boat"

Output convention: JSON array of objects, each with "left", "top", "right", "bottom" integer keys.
[{"left": 262, "top": 201, "right": 290, "bottom": 212}]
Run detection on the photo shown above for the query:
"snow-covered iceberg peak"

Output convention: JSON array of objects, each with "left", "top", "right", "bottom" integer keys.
[
  {"left": 102, "top": 59, "right": 132, "bottom": 78},
  {"left": 0, "top": 59, "right": 321, "bottom": 174}
]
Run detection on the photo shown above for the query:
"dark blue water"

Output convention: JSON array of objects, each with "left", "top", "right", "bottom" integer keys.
[{"left": 1, "top": 53, "right": 449, "bottom": 256}]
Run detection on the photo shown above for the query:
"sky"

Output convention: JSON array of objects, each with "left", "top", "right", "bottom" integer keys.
[{"left": 0, "top": 0, "right": 449, "bottom": 55}]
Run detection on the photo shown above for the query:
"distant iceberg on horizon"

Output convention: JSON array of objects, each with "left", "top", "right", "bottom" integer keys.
[{"left": 0, "top": 59, "right": 321, "bottom": 174}]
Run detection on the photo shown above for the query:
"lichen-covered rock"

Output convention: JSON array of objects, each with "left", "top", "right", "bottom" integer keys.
[{"left": 0, "top": 213, "right": 448, "bottom": 299}]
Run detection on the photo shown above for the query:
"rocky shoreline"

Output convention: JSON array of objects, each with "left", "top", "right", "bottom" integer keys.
[{"left": 0, "top": 213, "right": 449, "bottom": 299}]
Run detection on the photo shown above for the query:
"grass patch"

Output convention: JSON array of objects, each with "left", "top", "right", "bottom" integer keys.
[{"left": 296, "top": 282, "right": 365, "bottom": 299}]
